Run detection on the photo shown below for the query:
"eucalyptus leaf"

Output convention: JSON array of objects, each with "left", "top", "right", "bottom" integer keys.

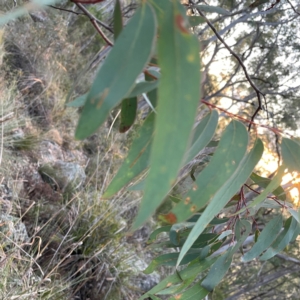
[
  {"left": 260, "top": 216, "right": 298, "bottom": 260},
  {"left": 242, "top": 215, "right": 283, "bottom": 262},
  {"left": 76, "top": 3, "right": 156, "bottom": 139},
  {"left": 281, "top": 138, "right": 300, "bottom": 172},
  {"left": 191, "top": 4, "right": 230, "bottom": 15},
  {"left": 177, "top": 138, "right": 263, "bottom": 267},
  {"left": 133, "top": 0, "right": 201, "bottom": 229}
]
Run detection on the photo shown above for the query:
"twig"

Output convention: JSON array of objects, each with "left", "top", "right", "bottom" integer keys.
[
  {"left": 201, "top": 99, "right": 294, "bottom": 138},
  {"left": 195, "top": 9, "right": 265, "bottom": 130},
  {"left": 71, "top": 3, "right": 114, "bottom": 33},
  {"left": 48, "top": 5, "right": 85, "bottom": 15},
  {"left": 91, "top": 18, "right": 114, "bottom": 46},
  {"left": 286, "top": 0, "right": 300, "bottom": 15}
]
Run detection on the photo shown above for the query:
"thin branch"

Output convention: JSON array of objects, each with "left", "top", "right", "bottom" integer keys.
[
  {"left": 75, "top": 3, "right": 113, "bottom": 46},
  {"left": 49, "top": 4, "right": 113, "bottom": 32},
  {"left": 75, "top": 3, "right": 114, "bottom": 33},
  {"left": 196, "top": 9, "right": 265, "bottom": 129},
  {"left": 48, "top": 5, "right": 85, "bottom": 15},
  {"left": 286, "top": 0, "right": 300, "bottom": 16},
  {"left": 201, "top": 99, "right": 294, "bottom": 138}
]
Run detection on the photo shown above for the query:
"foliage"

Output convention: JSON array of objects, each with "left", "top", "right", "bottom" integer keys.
[{"left": 2, "top": 0, "right": 300, "bottom": 299}]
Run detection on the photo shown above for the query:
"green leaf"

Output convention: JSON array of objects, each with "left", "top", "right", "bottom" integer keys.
[
  {"left": 168, "top": 284, "right": 209, "bottom": 300},
  {"left": 201, "top": 251, "right": 233, "bottom": 291},
  {"left": 114, "top": 0, "right": 123, "bottom": 40},
  {"left": 217, "top": 230, "right": 232, "bottom": 241},
  {"left": 147, "top": 295, "right": 161, "bottom": 300},
  {"left": 119, "top": 97, "right": 137, "bottom": 133},
  {"left": 281, "top": 138, "right": 300, "bottom": 172},
  {"left": 201, "top": 219, "right": 251, "bottom": 291},
  {"left": 177, "top": 138, "right": 263, "bottom": 267},
  {"left": 102, "top": 113, "right": 155, "bottom": 198},
  {"left": 66, "top": 93, "right": 87, "bottom": 108},
  {"left": 144, "top": 251, "right": 201, "bottom": 274},
  {"left": 191, "top": 4, "right": 230, "bottom": 15},
  {"left": 148, "top": 225, "right": 172, "bottom": 243},
  {"left": 288, "top": 207, "right": 300, "bottom": 223},
  {"left": 75, "top": 3, "right": 156, "bottom": 139},
  {"left": 127, "top": 180, "right": 145, "bottom": 191},
  {"left": 236, "top": 166, "right": 285, "bottom": 214},
  {"left": 0, "top": 0, "right": 59, "bottom": 26},
  {"left": 242, "top": 214, "right": 283, "bottom": 262},
  {"left": 188, "top": 16, "right": 205, "bottom": 27},
  {"left": 156, "top": 274, "right": 197, "bottom": 295},
  {"left": 169, "top": 223, "right": 196, "bottom": 246},
  {"left": 250, "top": 172, "right": 286, "bottom": 200},
  {"left": 66, "top": 81, "right": 159, "bottom": 108},
  {"left": 184, "top": 110, "right": 219, "bottom": 164},
  {"left": 169, "top": 223, "right": 218, "bottom": 247},
  {"left": 133, "top": 0, "right": 201, "bottom": 229},
  {"left": 127, "top": 80, "right": 159, "bottom": 98},
  {"left": 171, "top": 121, "right": 249, "bottom": 223},
  {"left": 260, "top": 216, "right": 298, "bottom": 260},
  {"left": 139, "top": 257, "right": 216, "bottom": 299},
  {"left": 232, "top": 219, "right": 252, "bottom": 251},
  {"left": 291, "top": 222, "right": 300, "bottom": 242}
]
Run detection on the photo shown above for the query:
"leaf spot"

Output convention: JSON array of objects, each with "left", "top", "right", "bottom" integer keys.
[
  {"left": 184, "top": 197, "right": 191, "bottom": 204},
  {"left": 175, "top": 14, "right": 189, "bottom": 34},
  {"left": 96, "top": 88, "right": 109, "bottom": 109},
  {"left": 162, "top": 212, "right": 177, "bottom": 224},
  {"left": 187, "top": 53, "right": 195, "bottom": 62},
  {"left": 191, "top": 205, "right": 197, "bottom": 212}
]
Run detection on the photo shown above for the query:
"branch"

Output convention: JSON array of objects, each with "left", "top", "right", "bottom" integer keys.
[
  {"left": 286, "top": 0, "right": 300, "bottom": 16},
  {"left": 226, "top": 266, "right": 300, "bottom": 300},
  {"left": 196, "top": 9, "right": 265, "bottom": 129},
  {"left": 75, "top": 3, "right": 113, "bottom": 46},
  {"left": 48, "top": 5, "right": 85, "bottom": 16}
]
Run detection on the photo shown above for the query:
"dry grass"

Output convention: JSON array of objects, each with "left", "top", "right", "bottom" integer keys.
[{"left": 0, "top": 2, "right": 159, "bottom": 300}]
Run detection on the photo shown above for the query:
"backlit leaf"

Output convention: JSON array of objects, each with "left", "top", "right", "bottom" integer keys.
[
  {"left": 177, "top": 138, "right": 263, "bottom": 266},
  {"left": 236, "top": 166, "right": 285, "bottom": 214},
  {"left": 250, "top": 172, "right": 286, "bottom": 200},
  {"left": 281, "top": 137, "right": 300, "bottom": 172},
  {"left": 191, "top": 4, "right": 230, "bottom": 15},
  {"left": 171, "top": 121, "right": 249, "bottom": 223},
  {"left": 184, "top": 110, "right": 219, "bottom": 164}
]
